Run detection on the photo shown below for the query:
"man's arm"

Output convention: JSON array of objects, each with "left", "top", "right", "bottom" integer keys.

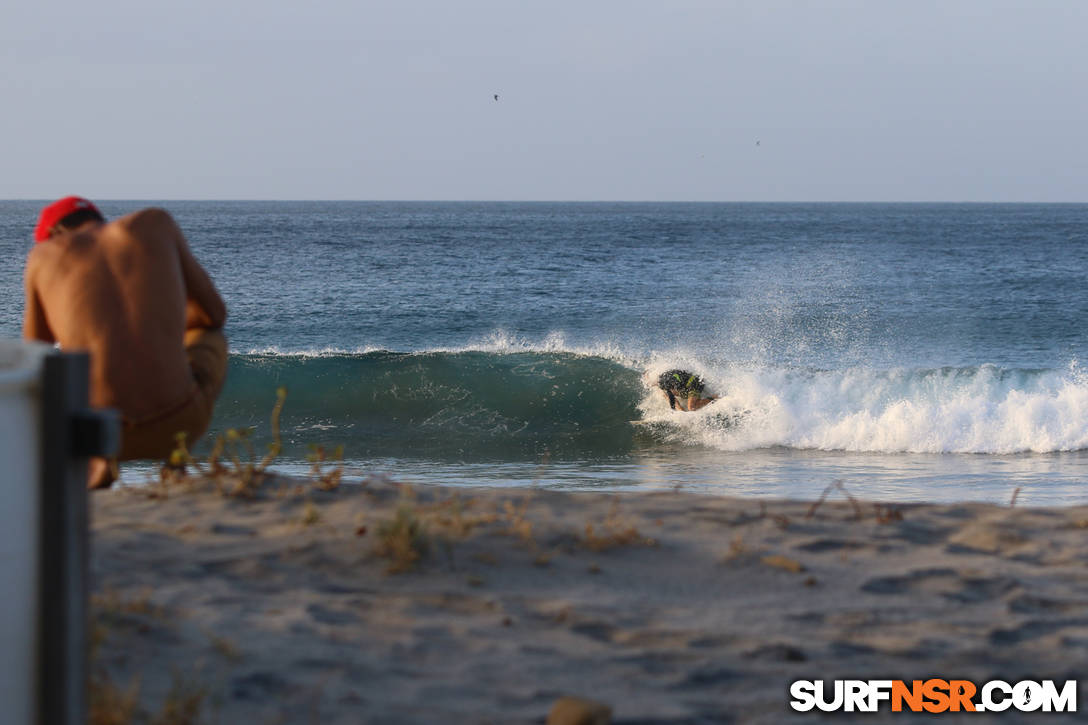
[
  {"left": 135, "top": 209, "right": 227, "bottom": 330},
  {"left": 176, "top": 227, "right": 226, "bottom": 330},
  {"left": 687, "top": 395, "right": 717, "bottom": 412},
  {"left": 179, "top": 242, "right": 226, "bottom": 330},
  {"left": 22, "top": 261, "right": 55, "bottom": 342}
]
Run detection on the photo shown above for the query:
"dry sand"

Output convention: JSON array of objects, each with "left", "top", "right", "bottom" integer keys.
[{"left": 90, "top": 474, "right": 1088, "bottom": 724}]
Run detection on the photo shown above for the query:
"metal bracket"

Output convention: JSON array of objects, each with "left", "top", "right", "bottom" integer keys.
[{"left": 71, "top": 408, "right": 120, "bottom": 458}]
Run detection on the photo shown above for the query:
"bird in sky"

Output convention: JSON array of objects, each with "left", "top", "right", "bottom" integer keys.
[
  {"left": 756, "top": 140, "right": 761, "bottom": 146},
  {"left": 494, "top": 94, "right": 499, "bottom": 101}
]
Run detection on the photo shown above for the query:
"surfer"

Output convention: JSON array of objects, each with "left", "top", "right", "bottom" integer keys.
[
  {"left": 657, "top": 369, "right": 717, "bottom": 412},
  {"left": 23, "top": 197, "right": 228, "bottom": 489}
]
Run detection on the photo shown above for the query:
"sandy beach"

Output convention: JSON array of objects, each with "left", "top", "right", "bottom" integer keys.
[{"left": 89, "top": 474, "right": 1088, "bottom": 724}]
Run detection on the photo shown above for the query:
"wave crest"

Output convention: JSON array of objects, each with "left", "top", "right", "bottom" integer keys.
[{"left": 210, "top": 351, "right": 1088, "bottom": 459}]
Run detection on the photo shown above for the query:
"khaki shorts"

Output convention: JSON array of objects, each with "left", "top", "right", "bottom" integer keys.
[{"left": 118, "top": 328, "right": 228, "bottom": 460}]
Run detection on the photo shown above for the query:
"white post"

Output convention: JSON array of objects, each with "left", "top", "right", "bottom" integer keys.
[
  {"left": 0, "top": 340, "right": 118, "bottom": 725},
  {"left": 0, "top": 340, "right": 51, "bottom": 725}
]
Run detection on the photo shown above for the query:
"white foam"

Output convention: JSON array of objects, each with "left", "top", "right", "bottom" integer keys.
[
  {"left": 237, "top": 344, "right": 388, "bottom": 357},
  {"left": 638, "top": 362, "right": 1088, "bottom": 454},
  {"left": 236, "top": 330, "right": 641, "bottom": 366}
]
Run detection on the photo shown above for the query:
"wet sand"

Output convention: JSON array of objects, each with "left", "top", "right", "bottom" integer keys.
[{"left": 90, "top": 475, "right": 1088, "bottom": 723}]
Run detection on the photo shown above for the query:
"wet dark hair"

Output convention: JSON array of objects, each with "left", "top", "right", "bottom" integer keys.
[
  {"left": 657, "top": 369, "right": 705, "bottom": 393},
  {"left": 657, "top": 369, "right": 706, "bottom": 410},
  {"left": 52, "top": 207, "right": 105, "bottom": 235}
]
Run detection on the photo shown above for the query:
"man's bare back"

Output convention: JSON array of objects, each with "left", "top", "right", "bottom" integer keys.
[{"left": 24, "top": 204, "right": 227, "bottom": 484}]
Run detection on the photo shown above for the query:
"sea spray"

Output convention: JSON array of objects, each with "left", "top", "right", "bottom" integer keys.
[{"left": 644, "top": 363, "right": 1088, "bottom": 455}]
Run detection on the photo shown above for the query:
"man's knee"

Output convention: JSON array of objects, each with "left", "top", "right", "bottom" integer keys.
[
  {"left": 184, "top": 327, "right": 227, "bottom": 355},
  {"left": 87, "top": 457, "right": 118, "bottom": 489},
  {"left": 185, "top": 328, "right": 228, "bottom": 398}
]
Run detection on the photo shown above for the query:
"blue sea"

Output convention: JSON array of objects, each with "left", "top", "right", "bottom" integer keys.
[{"left": 4, "top": 201, "right": 1088, "bottom": 505}]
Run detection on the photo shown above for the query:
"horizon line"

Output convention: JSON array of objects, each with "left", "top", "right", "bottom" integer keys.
[{"left": 4, "top": 198, "right": 1087, "bottom": 205}]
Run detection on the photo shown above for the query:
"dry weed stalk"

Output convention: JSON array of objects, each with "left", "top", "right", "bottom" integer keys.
[
  {"left": 374, "top": 504, "right": 429, "bottom": 573},
  {"left": 581, "top": 500, "right": 650, "bottom": 552},
  {"left": 162, "top": 387, "right": 287, "bottom": 498},
  {"left": 370, "top": 493, "right": 510, "bottom": 573},
  {"left": 92, "top": 588, "right": 165, "bottom": 620},
  {"left": 206, "top": 632, "right": 241, "bottom": 661},
  {"left": 804, "top": 481, "right": 908, "bottom": 524},
  {"left": 159, "top": 387, "right": 346, "bottom": 498},
  {"left": 307, "top": 444, "right": 345, "bottom": 491},
  {"left": 88, "top": 671, "right": 141, "bottom": 725},
  {"left": 805, "top": 480, "right": 864, "bottom": 520},
  {"left": 150, "top": 672, "right": 207, "bottom": 725},
  {"left": 427, "top": 495, "right": 498, "bottom": 538},
  {"left": 502, "top": 497, "right": 535, "bottom": 544},
  {"left": 88, "top": 649, "right": 206, "bottom": 725},
  {"left": 721, "top": 534, "right": 746, "bottom": 562},
  {"left": 874, "top": 504, "right": 904, "bottom": 523},
  {"left": 761, "top": 554, "right": 806, "bottom": 573},
  {"left": 301, "top": 500, "right": 321, "bottom": 526},
  {"left": 498, "top": 496, "right": 564, "bottom": 563}
]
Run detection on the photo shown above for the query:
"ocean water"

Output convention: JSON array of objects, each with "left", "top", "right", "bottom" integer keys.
[{"left": 3, "top": 201, "right": 1088, "bottom": 505}]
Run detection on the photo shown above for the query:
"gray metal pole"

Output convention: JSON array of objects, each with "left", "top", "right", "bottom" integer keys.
[{"left": 38, "top": 352, "right": 118, "bottom": 725}]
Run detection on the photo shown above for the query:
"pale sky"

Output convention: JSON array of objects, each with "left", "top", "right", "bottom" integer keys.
[{"left": 3, "top": 1, "right": 1086, "bottom": 201}]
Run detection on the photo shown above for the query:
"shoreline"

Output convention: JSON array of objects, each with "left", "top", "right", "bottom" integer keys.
[
  {"left": 91, "top": 474, "right": 1088, "bottom": 723},
  {"left": 115, "top": 454, "right": 1088, "bottom": 509}
]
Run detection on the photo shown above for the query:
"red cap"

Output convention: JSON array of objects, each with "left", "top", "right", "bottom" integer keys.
[{"left": 34, "top": 196, "right": 101, "bottom": 242}]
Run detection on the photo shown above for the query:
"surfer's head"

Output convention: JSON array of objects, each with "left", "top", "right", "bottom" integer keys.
[
  {"left": 657, "top": 369, "right": 705, "bottom": 395},
  {"left": 657, "top": 369, "right": 707, "bottom": 410},
  {"left": 34, "top": 196, "right": 104, "bottom": 242}
]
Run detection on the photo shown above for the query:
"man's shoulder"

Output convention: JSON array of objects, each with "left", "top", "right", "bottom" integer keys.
[
  {"left": 24, "top": 244, "right": 44, "bottom": 277},
  {"left": 114, "top": 207, "right": 177, "bottom": 231},
  {"left": 110, "top": 208, "right": 182, "bottom": 247},
  {"left": 25, "top": 236, "right": 63, "bottom": 270}
]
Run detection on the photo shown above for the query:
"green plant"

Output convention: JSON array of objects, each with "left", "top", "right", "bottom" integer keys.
[
  {"left": 88, "top": 670, "right": 141, "bottom": 725},
  {"left": 206, "top": 632, "right": 241, "bottom": 661},
  {"left": 428, "top": 495, "right": 497, "bottom": 538},
  {"left": 162, "top": 387, "right": 352, "bottom": 500},
  {"left": 149, "top": 672, "right": 207, "bottom": 725},
  {"left": 92, "top": 588, "right": 165, "bottom": 620},
  {"left": 375, "top": 504, "right": 429, "bottom": 573},
  {"left": 501, "top": 498, "right": 534, "bottom": 544},
  {"left": 301, "top": 500, "right": 321, "bottom": 526},
  {"left": 164, "top": 387, "right": 287, "bottom": 497},
  {"left": 307, "top": 444, "right": 345, "bottom": 491},
  {"left": 88, "top": 659, "right": 206, "bottom": 725},
  {"left": 581, "top": 500, "right": 649, "bottom": 552}
]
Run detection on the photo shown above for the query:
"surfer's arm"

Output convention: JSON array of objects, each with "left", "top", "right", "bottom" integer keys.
[{"left": 687, "top": 395, "right": 717, "bottom": 412}]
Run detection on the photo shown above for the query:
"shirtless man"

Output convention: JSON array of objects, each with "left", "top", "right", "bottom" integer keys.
[
  {"left": 23, "top": 197, "right": 228, "bottom": 488},
  {"left": 657, "top": 369, "right": 718, "bottom": 412}
]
